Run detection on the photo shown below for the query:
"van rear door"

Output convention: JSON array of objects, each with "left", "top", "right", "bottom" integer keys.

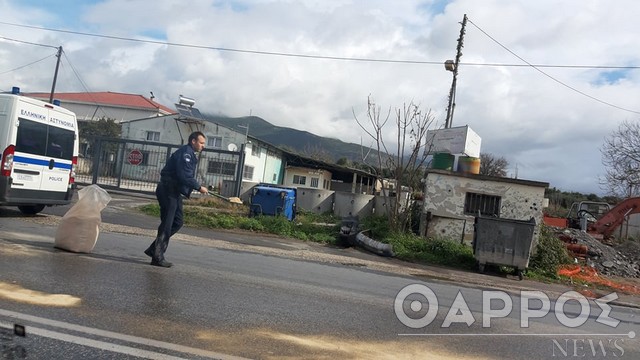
[{"left": 12, "top": 101, "right": 75, "bottom": 194}]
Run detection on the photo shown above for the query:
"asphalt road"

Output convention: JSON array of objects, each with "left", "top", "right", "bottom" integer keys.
[{"left": 0, "top": 195, "right": 639, "bottom": 359}]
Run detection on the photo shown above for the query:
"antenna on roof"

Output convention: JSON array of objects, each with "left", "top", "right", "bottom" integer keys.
[{"left": 150, "top": 91, "right": 155, "bottom": 100}]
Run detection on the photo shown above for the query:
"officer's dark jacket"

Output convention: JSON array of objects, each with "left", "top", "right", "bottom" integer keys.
[{"left": 160, "top": 144, "right": 201, "bottom": 197}]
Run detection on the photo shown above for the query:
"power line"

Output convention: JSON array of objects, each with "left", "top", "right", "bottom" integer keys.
[
  {"left": 1, "top": 21, "right": 639, "bottom": 70},
  {"left": 2, "top": 20, "right": 639, "bottom": 115},
  {"left": 0, "top": 34, "right": 58, "bottom": 49},
  {"left": 0, "top": 53, "right": 57, "bottom": 76},
  {"left": 61, "top": 51, "right": 110, "bottom": 119},
  {"left": 460, "top": 62, "right": 640, "bottom": 70},
  {"left": 467, "top": 18, "right": 640, "bottom": 116}
]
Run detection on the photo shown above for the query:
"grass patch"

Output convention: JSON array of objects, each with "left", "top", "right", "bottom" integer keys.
[
  {"left": 138, "top": 203, "right": 475, "bottom": 270},
  {"left": 385, "top": 232, "right": 476, "bottom": 270},
  {"left": 138, "top": 203, "right": 339, "bottom": 244},
  {"left": 139, "top": 204, "right": 160, "bottom": 217}
]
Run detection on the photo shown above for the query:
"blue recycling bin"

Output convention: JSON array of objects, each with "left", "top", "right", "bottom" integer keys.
[{"left": 249, "top": 184, "right": 297, "bottom": 220}]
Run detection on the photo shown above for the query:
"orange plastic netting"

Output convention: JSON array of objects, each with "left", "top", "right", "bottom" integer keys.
[{"left": 558, "top": 265, "right": 640, "bottom": 295}]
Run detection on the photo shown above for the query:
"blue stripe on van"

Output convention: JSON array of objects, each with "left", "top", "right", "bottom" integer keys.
[{"left": 13, "top": 156, "right": 72, "bottom": 170}]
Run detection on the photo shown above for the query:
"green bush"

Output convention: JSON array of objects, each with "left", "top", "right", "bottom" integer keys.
[
  {"left": 259, "top": 215, "right": 295, "bottom": 236},
  {"left": 384, "top": 232, "right": 476, "bottom": 270},
  {"left": 238, "top": 218, "right": 266, "bottom": 232},
  {"left": 360, "top": 215, "right": 391, "bottom": 239},
  {"left": 296, "top": 209, "right": 339, "bottom": 224},
  {"left": 527, "top": 225, "right": 573, "bottom": 279},
  {"left": 216, "top": 214, "right": 237, "bottom": 229}
]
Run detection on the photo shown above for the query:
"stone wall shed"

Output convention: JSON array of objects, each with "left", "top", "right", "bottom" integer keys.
[{"left": 420, "top": 169, "right": 549, "bottom": 246}]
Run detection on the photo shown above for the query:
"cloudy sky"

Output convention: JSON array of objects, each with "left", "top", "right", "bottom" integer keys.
[{"left": 1, "top": 0, "right": 638, "bottom": 195}]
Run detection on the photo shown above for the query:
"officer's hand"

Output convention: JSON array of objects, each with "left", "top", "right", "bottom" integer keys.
[{"left": 199, "top": 186, "right": 208, "bottom": 194}]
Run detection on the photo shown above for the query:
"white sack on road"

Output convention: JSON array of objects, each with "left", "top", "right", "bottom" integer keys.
[{"left": 54, "top": 185, "right": 112, "bottom": 253}]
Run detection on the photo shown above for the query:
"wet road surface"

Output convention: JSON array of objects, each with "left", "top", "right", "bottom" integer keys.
[{"left": 1, "top": 198, "right": 639, "bottom": 359}]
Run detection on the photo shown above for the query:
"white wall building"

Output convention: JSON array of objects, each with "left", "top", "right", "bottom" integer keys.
[{"left": 421, "top": 169, "right": 549, "bottom": 245}]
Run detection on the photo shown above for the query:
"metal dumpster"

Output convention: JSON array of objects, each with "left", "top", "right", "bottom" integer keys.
[
  {"left": 249, "top": 184, "right": 297, "bottom": 220},
  {"left": 473, "top": 216, "right": 536, "bottom": 280}
]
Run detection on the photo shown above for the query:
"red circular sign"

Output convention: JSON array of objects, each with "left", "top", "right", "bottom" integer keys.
[{"left": 128, "top": 149, "right": 143, "bottom": 165}]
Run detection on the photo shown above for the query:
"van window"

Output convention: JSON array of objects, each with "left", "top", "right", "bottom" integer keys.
[{"left": 16, "top": 118, "right": 75, "bottom": 160}]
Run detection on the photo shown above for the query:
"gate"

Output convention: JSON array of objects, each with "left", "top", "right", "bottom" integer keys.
[{"left": 76, "top": 137, "right": 244, "bottom": 194}]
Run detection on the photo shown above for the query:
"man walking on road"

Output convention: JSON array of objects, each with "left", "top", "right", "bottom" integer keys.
[{"left": 145, "top": 131, "right": 209, "bottom": 267}]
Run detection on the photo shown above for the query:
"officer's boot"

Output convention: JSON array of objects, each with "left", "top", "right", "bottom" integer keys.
[
  {"left": 150, "top": 235, "right": 172, "bottom": 268},
  {"left": 144, "top": 240, "right": 155, "bottom": 258}
]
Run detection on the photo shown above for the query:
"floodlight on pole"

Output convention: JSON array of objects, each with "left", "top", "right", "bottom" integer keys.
[
  {"left": 444, "top": 60, "right": 456, "bottom": 72},
  {"left": 237, "top": 124, "right": 249, "bottom": 144}
]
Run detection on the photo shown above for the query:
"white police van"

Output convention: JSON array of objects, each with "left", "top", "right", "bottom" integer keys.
[{"left": 0, "top": 87, "right": 78, "bottom": 214}]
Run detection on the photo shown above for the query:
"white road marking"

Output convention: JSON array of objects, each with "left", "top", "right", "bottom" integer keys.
[
  {"left": 26, "top": 326, "right": 190, "bottom": 360},
  {"left": 0, "top": 308, "right": 250, "bottom": 360}
]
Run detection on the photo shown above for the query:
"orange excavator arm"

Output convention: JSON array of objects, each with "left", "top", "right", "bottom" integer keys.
[{"left": 589, "top": 197, "right": 640, "bottom": 238}]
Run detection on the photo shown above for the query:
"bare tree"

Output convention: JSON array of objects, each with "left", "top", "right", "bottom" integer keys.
[
  {"left": 600, "top": 121, "right": 640, "bottom": 197},
  {"left": 354, "top": 95, "right": 435, "bottom": 232},
  {"left": 302, "top": 143, "right": 334, "bottom": 163},
  {"left": 479, "top": 153, "right": 509, "bottom": 177}
]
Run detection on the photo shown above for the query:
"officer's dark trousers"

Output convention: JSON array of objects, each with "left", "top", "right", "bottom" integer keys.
[{"left": 148, "top": 182, "right": 184, "bottom": 261}]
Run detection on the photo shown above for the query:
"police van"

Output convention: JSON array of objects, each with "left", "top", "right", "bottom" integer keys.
[{"left": 0, "top": 87, "right": 79, "bottom": 214}]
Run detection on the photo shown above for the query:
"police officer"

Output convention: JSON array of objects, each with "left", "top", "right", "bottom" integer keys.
[{"left": 144, "top": 131, "right": 208, "bottom": 267}]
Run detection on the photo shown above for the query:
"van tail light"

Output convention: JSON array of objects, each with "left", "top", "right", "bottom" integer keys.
[
  {"left": 1, "top": 145, "right": 15, "bottom": 177},
  {"left": 69, "top": 156, "right": 77, "bottom": 185}
]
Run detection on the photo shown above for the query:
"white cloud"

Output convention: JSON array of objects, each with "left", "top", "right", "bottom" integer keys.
[{"left": 2, "top": 0, "right": 640, "bottom": 194}]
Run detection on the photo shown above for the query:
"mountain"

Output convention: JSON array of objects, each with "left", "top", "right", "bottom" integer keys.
[{"left": 204, "top": 114, "right": 372, "bottom": 162}]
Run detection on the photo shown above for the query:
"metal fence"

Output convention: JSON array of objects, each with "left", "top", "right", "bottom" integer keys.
[{"left": 76, "top": 137, "right": 244, "bottom": 194}]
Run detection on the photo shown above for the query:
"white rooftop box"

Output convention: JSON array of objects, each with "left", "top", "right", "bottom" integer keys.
[{"left": 426, "top": 125, "right": 481, "bottom": 158}]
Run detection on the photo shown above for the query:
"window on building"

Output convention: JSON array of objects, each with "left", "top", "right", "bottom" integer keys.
[
  {"left": 323, "top": 179, "right": 328, "bottom": 189},
  {"left": 251, "top": 145, "right": 261, "bottom": 158},
  {"left": 207, "top": 161, "right": 236, "bottom": 176},
  {"left": 207, "top": 136, "right": 223, "bottom": 148},
  {"left": 293, "top": 175, "right": 306, "bottom": 185},
  {"left": 146, "top": 131, "right": 160, "bottom": 141},
  {"left": 310, "top": 177, "right": 319, "bottom": 188},
  {"left": 243, "top": 165, "right": 254, "bottom": 180},
  {"left": 464, "top": 192, "right": 501, "bottom": 216}
]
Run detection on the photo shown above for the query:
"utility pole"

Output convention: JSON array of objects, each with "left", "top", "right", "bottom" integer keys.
[
  {"left": 444, "top": 14, "right": 467, "bottom": 129},
  {"left": 49, "top": 46, "right": 63, "bottom": 104}
]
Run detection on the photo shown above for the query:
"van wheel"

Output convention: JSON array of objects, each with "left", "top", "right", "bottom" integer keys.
[{"left": 18, "top": 205, "right": 46, "bottom": 215}]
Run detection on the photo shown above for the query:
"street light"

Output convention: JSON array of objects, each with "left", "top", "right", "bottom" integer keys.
[
  {"left": 235, "top": 124, "right": 250, "bottom": 198},
  {"left": 444, "top": 60, "right": 455, "bottom": 72},
  {"left": 444, "top": 59, "right": 458, "bottom": 129},
  {"left": 237, "top": 124, "right": 249, "bottom": 144}
]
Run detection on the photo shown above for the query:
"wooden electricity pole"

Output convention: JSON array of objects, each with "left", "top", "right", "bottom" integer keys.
[
  {"left": 49, "top": 46, "right": 62, "bottom": 104},
  {"left": 445, "top": 14, "right": 467, "bottom": 129}
]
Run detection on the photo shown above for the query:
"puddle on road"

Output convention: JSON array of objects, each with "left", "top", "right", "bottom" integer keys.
[
  {"left": 0, "top": 242, "right": 39, "bottom": 257},
  {"left": 0, "top": 282, "right": 81, "bottom": 307},
  {"left": 196, "top": 328, "right": 495, "bottom": 360}
]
